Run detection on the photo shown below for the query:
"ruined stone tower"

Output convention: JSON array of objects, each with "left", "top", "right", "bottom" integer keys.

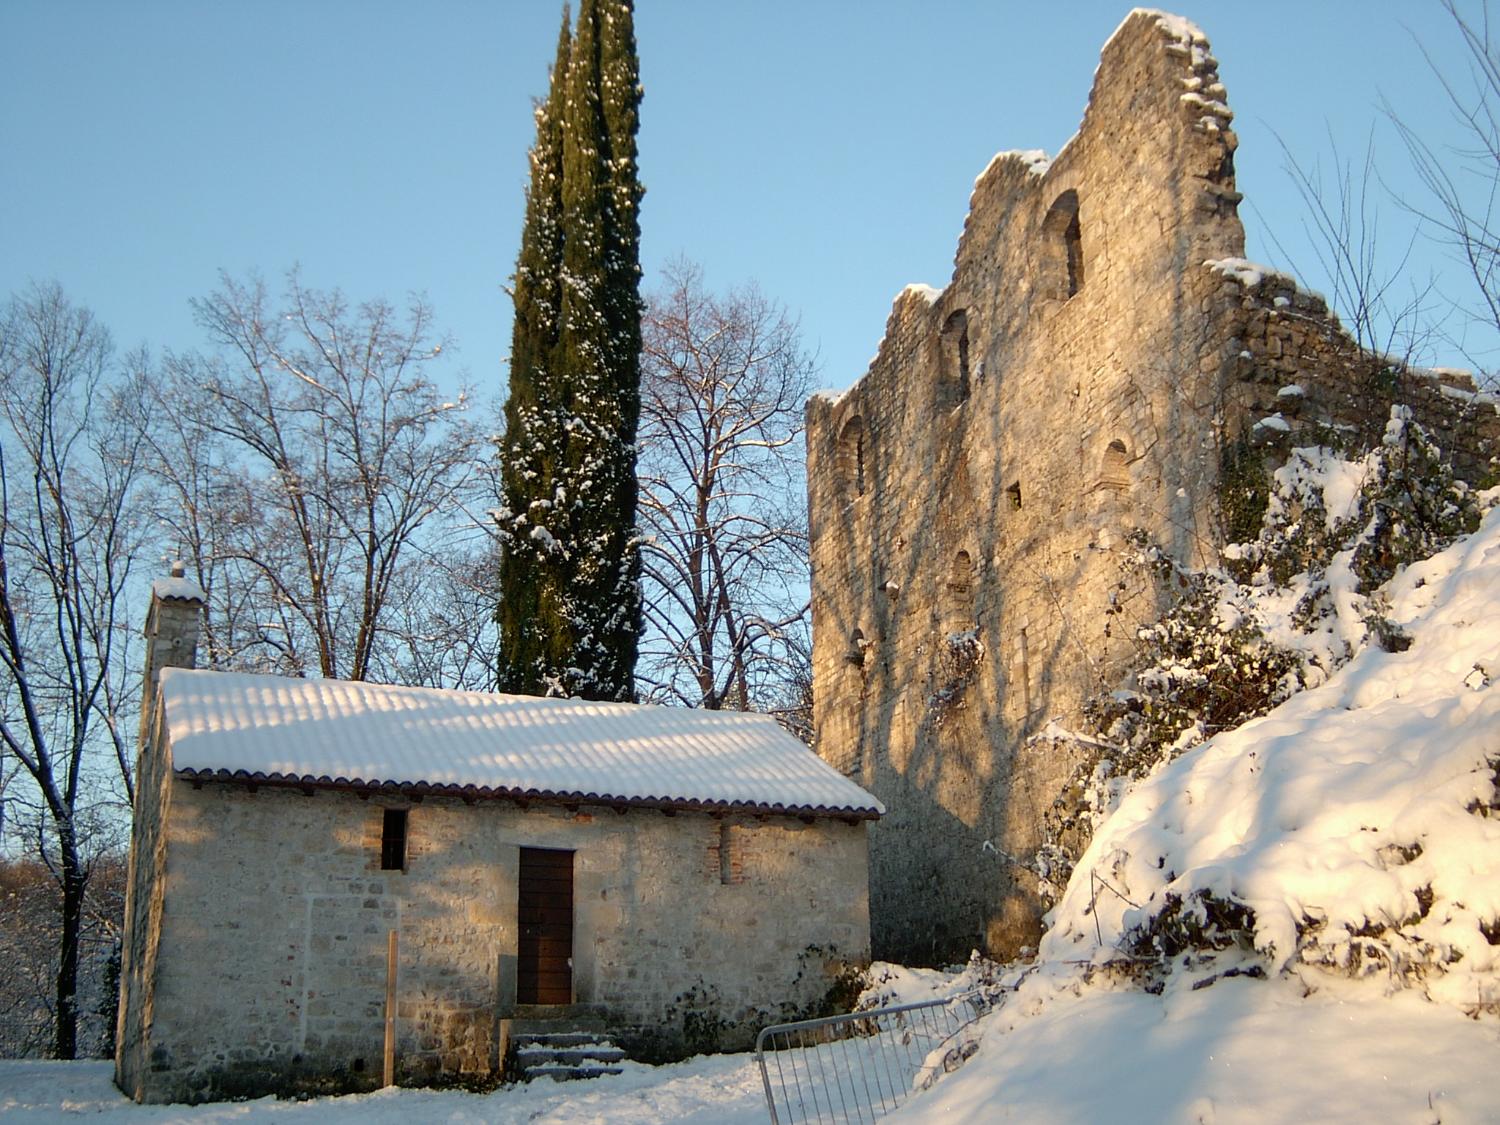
[{"left": 807, "top": 10, "right": 1498, "bottom": 966}]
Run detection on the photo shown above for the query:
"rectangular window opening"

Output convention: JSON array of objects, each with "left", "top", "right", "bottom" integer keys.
[
  {"left": 719, "top": 822, "right": 734, "bottom": 885},
  {"left": 380, "top": 808, "right": 408, "bottom": 871}
]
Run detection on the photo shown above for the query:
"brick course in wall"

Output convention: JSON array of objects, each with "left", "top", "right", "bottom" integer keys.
[{"left": 806, "top": 11, "right": 1499, "bottom": 967}]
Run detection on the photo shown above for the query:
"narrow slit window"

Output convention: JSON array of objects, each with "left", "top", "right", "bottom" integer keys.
[
  {"left": 839, "top": 416, "right": 866, "bottom": 499},
  {"left": 1006, "top": 481, "right": 1023, "bottom": 510},
  {"left": 380, "top": 808, "right": 408, "bottom": 871},
  {"left": 1064, "top": 210, "right": 1084, "bottom": 296},
  {"left": 718, "top": 822, "right": 740, "bottom": 885},
  {"left": 944, "top": 550, "right": 974, "bottom": 634},
  {"left": 846, "top": 627, "right": 868, "bottom": 667}
]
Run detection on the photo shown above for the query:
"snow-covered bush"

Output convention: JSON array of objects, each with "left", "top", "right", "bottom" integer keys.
[
  {"left": 1077, "top": 410, "right": 1481, "bottom": 817},
  {"left": 1039, "top": 428, "right": 1500, "bottom": 1014},
  {"left": 1086, "top": 544, "right": 1302, "bottom": 772},
  {"left": 1035, "top": 413, "right": 1495, "bottom": 1013}
]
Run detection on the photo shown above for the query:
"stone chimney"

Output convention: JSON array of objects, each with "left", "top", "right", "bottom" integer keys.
[{"left": 139, "top": 561, "right": 206, "bottom": 737}]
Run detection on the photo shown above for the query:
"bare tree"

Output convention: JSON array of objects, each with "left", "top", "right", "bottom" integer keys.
[
  {"left": 636, "top": 261, "right": 816, "bottom": 720},
  {"left": 1387, "top": 0, "right": 1500, "bottom": 374},
  {"left": 0, "top": 283, "right": 145, "bottom": 1058},
  {"left": 142, "top": 271, "right": 488, "bottom": 684},
  {"left": 0, "top": 852, "right": 127, "bottom": 1059},
  {"left": 1274, "top": 131, "right": 1438, "bottom": 365}
]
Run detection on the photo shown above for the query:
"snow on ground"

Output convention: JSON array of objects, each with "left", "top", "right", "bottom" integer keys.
[
  {"left": 0, "top": 1053, "right": 771, "bottom": 1124},
  {"left": 889, "top": 973, "right": 1500, "bottom": 1124},
  {"left": 7, "top": 982, "right": 1498, "bottom": 1124}
]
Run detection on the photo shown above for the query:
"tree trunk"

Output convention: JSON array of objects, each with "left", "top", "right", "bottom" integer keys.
[{"left": 55, "top": 831, "right": 84, "bottom": 1059}]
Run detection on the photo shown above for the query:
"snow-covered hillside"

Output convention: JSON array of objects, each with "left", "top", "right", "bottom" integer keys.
[
  {"left": 1045, "top": 486, "right": 1500, "bottom": 1010},
  {"left": 900, "top": 458, "right": 1500, "bottom": 1121}
]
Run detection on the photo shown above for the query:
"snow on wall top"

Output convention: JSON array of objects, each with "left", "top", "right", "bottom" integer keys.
[
  {"left": 158, "top": 668, "right": 883, "bottom": 818},
  {"left": 1205, "top": 257, "right": 1331, "bottom": 310},
  {"left": 975, "top": 149, "right": 1053, "bottom": 188},
  {"left": 1106, "top": 9, "right": 1209, "bottom": 56},
  {"left": 902, "top": 282, "right": 945, "bottom": 305},
  {"left": 151, "top": 575, "right": 206, "bottom": 604}
]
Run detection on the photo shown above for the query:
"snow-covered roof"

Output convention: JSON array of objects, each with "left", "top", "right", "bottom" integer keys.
[{"left": 157, "top": 668, "right": 882, "bottom": 819}]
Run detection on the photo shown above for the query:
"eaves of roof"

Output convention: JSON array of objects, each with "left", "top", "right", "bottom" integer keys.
[{"left": 175, "top": 766, "right": 881, "bottom": 824}]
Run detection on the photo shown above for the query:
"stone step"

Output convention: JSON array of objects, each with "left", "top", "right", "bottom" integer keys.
[
  {"left": 507, "top": 1012, "right": 607, "bottom": 1037},
  {"left": 505, "top": 1025, "right": 630, "bottom": 1084},
  {"left": 513, "top": 1031, "right": 613, "bottom": 1049},
  {"left": 516, "top": 1044, "right": 626, "bottom": 1065},
  {"left": 523, "top": 1063, "right": 625, "bottom": 1082}
]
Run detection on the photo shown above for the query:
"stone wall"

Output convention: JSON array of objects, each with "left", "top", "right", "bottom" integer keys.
[
  {"left": 1202, "top": 260, "right": 1500, "bottom": 479},
  {"left": 115, "top": 699, "right": 174, "bottom": 1100},
  {"left": 123, "top": 775, "right": 869, "bottom": 1103},
  {"left": 806, "top": 11, "right": 1499, "bottom": 967},
  {"left": 117, "top": 580, "right": 203, "bottom": 1101}
]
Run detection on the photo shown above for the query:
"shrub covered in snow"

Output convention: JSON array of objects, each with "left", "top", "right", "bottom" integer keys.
[
  {"left": 1069, "top": 412, "right": 1483, "bottom": 852},
  {"left": 1039, "top": 443, "right": 1499, "bottom": 1013}
]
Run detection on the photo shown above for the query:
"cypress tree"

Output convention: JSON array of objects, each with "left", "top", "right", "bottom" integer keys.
[
  {"left": 497, "top": 0, "right": 643, "bottom": 701},
  {"left": 497, "top": 9, "right": 572, "bottom": 695},
  {"left": 596, "top": 0, "right": 645, "bottom": 684}
]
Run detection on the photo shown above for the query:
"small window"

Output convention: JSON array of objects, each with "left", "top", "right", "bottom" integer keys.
[
  {"left": 380, "top": 808, "right": 408, "bottom": 871},
  {"left": 1006, "top": 481, "right": 1023, "bottom": 511},
  {"left": 838, "top": 416, "right": 866, "bottom": 499},
  {"left": 939, "top": 310, "right": 971, "bottom": 409},
  {"left": 718, "top": 821, "right": 742, "bottom": 885},
  {"left": 1100, "top": 439, "right": 1130, "bottom": 491}
]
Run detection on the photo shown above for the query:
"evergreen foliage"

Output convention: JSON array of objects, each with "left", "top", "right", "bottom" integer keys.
[{"left": 497, "top": 0, "right": 643, "bottom": 700}]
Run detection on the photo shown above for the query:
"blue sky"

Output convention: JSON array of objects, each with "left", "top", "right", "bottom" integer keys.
[{"left": 1, "top": 1, "right": 1488, "bottom": 401}]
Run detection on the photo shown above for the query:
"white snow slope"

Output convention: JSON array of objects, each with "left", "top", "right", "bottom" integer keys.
[
  {"left": 1042, "top": 496, "right": 1500, "bottom": 1005},
  {"left": 4, "top": 490, "right": 1499, "bottom": 1123},
  {"left": 902, "top": 493, "right": 1500, "bottom": 1122}
]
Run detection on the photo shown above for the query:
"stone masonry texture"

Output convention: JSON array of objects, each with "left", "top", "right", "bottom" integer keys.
[
  {"left": 805, "top": 11, "right": 1500, "bottom": 967},
  {"left": 117, "top": 774, "right": 869, "bottom": 1103}
]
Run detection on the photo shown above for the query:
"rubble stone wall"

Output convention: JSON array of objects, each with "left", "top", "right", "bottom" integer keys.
[{"left": 124, "top": 777, "right": 869, "bottom": 1103}]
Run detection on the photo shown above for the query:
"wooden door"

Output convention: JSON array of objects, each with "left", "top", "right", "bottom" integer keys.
[{"left": 517, "top": 847, "right": 574, "bottom": 1005}]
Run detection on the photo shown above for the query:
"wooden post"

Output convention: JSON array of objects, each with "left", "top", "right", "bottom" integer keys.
[{"left": 383, "top": 928, "right": 397, "bottom": 1087}]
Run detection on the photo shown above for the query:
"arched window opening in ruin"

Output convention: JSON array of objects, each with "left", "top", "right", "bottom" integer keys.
[
  {"left": 838, "top": 415, "right": 865, "bottom": 499},
  {"left": 939, "top": 310, "right": 971, "bottom": 409},
  {"left": 1006, "top": 481, "right": 1023, "bottom": 511},
  {"left": 1042, "top": 190, "right": 1084, "bottom": 300},
  {"left": 1099, "top": 438, "right": 1130, "bottom": 490},
  {"left": 944, "top": 550, "right": 975, "bottom": 633}
]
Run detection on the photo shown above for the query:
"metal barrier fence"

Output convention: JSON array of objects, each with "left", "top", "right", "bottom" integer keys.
[{"left": 754, "top": 992, "right": 992, "bottom": 1125}]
